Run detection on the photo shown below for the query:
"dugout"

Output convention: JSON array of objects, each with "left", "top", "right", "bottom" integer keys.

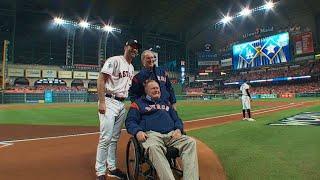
[
  {"left": 14, "top": 77, "right": 29, "bottom": 86},
  {"left": 71, "top": 79, "right": 84, "bottom": 87}
]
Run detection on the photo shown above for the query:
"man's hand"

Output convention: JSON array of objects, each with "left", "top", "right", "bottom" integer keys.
[
  {"left": 98, "top": 102, "right": 106, "bottom": 114},
  {"left": 136, "top": 131, "right": 148, "bottom": 142},
  {"left": 171, "top": 129, "right": 182, "bottom": 139}
]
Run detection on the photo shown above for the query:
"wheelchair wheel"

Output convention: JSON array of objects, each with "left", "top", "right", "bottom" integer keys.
[{"left": 126, "top": 137, "right": 140, "bottom": 180}]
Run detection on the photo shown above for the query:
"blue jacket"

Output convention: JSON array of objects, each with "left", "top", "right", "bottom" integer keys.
[
  {"left": 129, "top": 66, "right": 176, "bottom": 104},
  {"left": 125, "top": 96, "right": 183, "bottom": 136}
]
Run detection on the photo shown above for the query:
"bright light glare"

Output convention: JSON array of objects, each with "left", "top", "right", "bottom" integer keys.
[
  {"left": 265, "top": 1, "right": 274, "bottom": 9},
  {"left": 54, "top": 17, "right": 64, "bottom": 25},
  {"left": 221, "top": 16, "right": 232, "bottom": 24},
  {"left": 79, "top": 21, "right": 89, "bottom": 28},
  {"left": 103, "top": 25, "right": 113, "bottom": 32},
  {"left": 240, "top": 8, "right": 251, "bottom": 16}
]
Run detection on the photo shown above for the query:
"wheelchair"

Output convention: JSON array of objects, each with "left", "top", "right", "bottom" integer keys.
[{"left": 126, "top": 136, "right": 183, "bottom": 180}]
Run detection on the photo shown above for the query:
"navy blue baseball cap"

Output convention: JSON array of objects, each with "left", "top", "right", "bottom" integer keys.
[{"left": 125, "top": 39, "right": 142, "bottom": 49}]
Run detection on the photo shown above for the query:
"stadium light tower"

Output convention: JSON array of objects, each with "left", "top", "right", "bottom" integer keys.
[
  {"left": 103, "top": 25, "right": 113, "bottom": 32},
  {"left": 240, "top": 8, "right": 251, "bottom": 16},
  {"left": 221, "top": 16, "right": 232, "bottom": 24},
  {"left": 265, "top": 1, "right": 274, "bottom": 10},
  {"left": 79, "top": 21, "right": 89, "bottom": 28},
  {"left": 54, "top": 17, "right": 64, "bottom": 25}
]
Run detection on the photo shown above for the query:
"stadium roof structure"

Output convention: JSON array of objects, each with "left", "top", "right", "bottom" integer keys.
[{"left": 1, "top": 0, "right": 320, "bottom": 37}]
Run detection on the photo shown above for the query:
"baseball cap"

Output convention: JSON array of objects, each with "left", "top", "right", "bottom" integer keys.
[{"left": 125, "top": 39, "right": 142, "bottom": 49}]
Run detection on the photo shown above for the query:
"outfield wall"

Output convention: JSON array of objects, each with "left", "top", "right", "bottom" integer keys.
[{"left": 1, "top": 92, "right": 319, "bottom": 104}]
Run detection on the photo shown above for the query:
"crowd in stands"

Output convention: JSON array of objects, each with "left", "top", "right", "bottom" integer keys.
[
  {"left": 225, "top": 62, "right": 319, "bottom": 83},
  {"left": 5, "top": 85, "right": 88, "bottom": 93},
  {"left": 184, "top": 87, "right": 204, "bottom": 95},
  {"left": 220, "top": 82, "right": 320, "bottom": 95},
  {"left": 185, "top": 81, "right": 320, "bottom": 95}
]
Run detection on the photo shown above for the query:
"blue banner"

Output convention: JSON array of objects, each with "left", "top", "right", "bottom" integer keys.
[{"left": 45, "top": 90, "right": 53, "bottom": 103}]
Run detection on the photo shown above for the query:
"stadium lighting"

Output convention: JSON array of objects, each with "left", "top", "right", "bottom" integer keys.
[
  {"left": 221, "top": 16, "right": 232, "bottom": 24},
  {"left": 265, "top": 1, "right": 274, "bottom": 10},
  {"left": 52, "top": 17, "right": 121, "bottom": 33},
  {"left": 79, "top": 21, "right": 89, "bottom": 28},
  {"left": 240, "top": 8, "right": 251, "bottom": 16},
  {"left": 215, "top": 1, "right": 278, "bottom": 27},
  {"left": 103, "top": 25, "right": 114, "bottom": 32},
  {"left": 54, "top": 17, "right": 64, "bottom": 25}
]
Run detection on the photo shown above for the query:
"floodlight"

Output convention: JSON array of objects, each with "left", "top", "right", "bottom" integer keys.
[
  {"left": 103, "top": 25, "right": 113, "bottom": 32},
  {"left": 240, "top": 8, "right": 251, "bottom": 16},
  {"left": 54, "top": 17, "right": 64, "bottom": 25},
  {"left": 79, "top": 21, "right": 89, "bottom": 28},
  {"left": 221, "top": 16, "right": 232, "bottom": 24},
  {"left": 265, "top": 1, "right": 274, "bottom": 10}
]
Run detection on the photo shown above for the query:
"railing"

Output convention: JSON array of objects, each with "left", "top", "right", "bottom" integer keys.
[{"left": 0, "top": 92, "right": 319, "bottom": 104}]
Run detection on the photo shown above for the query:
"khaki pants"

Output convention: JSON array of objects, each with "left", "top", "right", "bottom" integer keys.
[{"left": 141, "top": 131, "right": 199, "bottom": 180}]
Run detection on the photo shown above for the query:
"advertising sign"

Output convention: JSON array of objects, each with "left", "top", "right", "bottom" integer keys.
[
  {"left": 73, "top": 71, "right": 87, "bottom": 79},
  {"left": 293, "top": 32, "right": 314, "bottom": 55},
  {"left": 8, "top": 68, "right": 24, "bottom": 77},
  {"left": 87, "top": 72, "right": 99, "bottom": 79},
  {"left": 25, "top": 69, "right": 41, "bottom": 78},
  {"left": 58, "top": 71, "right": 72, "bottom": 78},
  {"left": 42, "top": 70, "right": 57, "bottom": 78}
]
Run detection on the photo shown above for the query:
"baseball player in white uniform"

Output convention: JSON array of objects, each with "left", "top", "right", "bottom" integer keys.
[
  {"left": 240, "top": 81, "right": 255, "bottom": 121},
  {"left": 95, "top": 39, "right": 141, "bottom": 180}
]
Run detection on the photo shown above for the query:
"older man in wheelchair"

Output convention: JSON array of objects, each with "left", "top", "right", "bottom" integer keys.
[{"left": 125, "top": 80, "right": 199, "bottom": 180}]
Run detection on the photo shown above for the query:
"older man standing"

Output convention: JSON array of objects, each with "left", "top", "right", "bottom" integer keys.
[
  {"left": 129, "top": 50, "right": 177, "bottom": 109},
  {"left": 126, "top": 80, "right": 199, "bottom": 180}
]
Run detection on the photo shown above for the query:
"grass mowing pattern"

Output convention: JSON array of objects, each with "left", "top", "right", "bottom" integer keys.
[
  {"left": 189, "top": 104, "right": 320, "bottom": 180},
  {"left": 0, "top": 106, "right": 98, "bottom": 126},
  {"left": 0, "top": 100, "right": 269, "bottom": 126}
]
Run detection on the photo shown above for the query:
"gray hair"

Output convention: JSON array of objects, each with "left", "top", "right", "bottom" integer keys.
[{"left": 141, "top": 50, "right": 155, "bottom": 62}]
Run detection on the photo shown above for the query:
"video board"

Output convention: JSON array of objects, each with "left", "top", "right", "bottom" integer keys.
[{"left": 232, "top": 32, "right": 291, "bottom": 69}]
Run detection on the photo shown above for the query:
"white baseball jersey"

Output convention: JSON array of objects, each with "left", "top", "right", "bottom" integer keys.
[
  {"left": 240, "top": 83, "right": 250, "bottom": 96},
  {"left": 101, "top": 55, "right": 134, "bottom": 98},
  {"left": 240, "top": 83, "right": 251, "bottom": 109}
]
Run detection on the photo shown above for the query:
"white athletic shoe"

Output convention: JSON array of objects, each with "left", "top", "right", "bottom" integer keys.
[
  {"left": 242, "top": 118, "right": 248, "bottom": 121},
  {"left": 247, "top": 118, "right": 255, "bottom": 121}
]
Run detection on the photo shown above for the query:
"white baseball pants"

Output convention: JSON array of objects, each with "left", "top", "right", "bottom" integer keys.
[
  {"left": 241, "top": 95, "right": 251, "bottom": 110},
  {"left": 95, "top": 97, "right": 126, "bottom": 176}
]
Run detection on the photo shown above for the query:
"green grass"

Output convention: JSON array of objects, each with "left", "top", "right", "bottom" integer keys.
[
  {"left": 188, "top": 104, "right": 320, "bottom": 180},
  {"left": 0, "top": 106, "right": 98, "bottom": 126},
  {"left": 1, "top": 98, "right": 320, "bottom": 179},
  {"left": 0, "top": 100, "right": 273, "bottom": 126}
]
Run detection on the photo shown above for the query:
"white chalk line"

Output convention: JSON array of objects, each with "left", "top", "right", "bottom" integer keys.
[
  {"left": 186, "top": 102, "right": 303, "bottom": 123},
  {"left": 0, "top": 142, "right": 13, "bottom": 149},
  {"left": 0, "top": 101, "right": 314, "bottom": 145},
  {"left": 2, "top": 132, "right": 99, "bottom": 144}
]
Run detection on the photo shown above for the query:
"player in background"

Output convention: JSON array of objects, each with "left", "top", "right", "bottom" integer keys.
[
  {"left": 129, "top": 50, "right": 177, "bottom": 110},
  {"left": 240, "top": 80, "right": 255, "bottom": 121},
  {"left": 95, "top": 39, "right": 141, "bottom": 180}
]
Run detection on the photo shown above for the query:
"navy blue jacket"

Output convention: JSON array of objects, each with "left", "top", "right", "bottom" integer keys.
[
  {"left": 125, "top": 96, "right": 183, "bottom": 136},
  {"left": 129, "top": 66, "right": 176, "bottom": 104}
]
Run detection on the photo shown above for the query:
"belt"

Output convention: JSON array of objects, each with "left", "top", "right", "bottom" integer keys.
[{"left": 105, "top": 94, "right": 126, "bottom": 102}]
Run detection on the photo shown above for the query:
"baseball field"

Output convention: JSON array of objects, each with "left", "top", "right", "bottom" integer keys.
[{"left": 0, "top": 97, "right": 319, "bottom": 179}]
